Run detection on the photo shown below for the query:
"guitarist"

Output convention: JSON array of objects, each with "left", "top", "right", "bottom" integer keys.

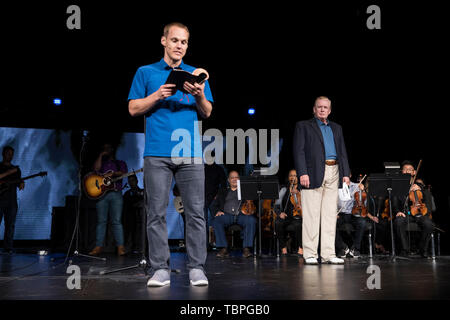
[
  {"left": 89, "top": 143, "right": 128, "bottom": 256},
  {"left": 0, "top": 146, "right": 24, "bottom": 254}
]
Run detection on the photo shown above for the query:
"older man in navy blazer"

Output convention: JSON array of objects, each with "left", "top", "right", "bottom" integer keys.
[{"left": 293, "top": 96, "right": 351, "bottom": 264}]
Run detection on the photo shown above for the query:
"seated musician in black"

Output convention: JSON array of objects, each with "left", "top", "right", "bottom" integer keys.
[
  {"left": 123, "top": 174, "right": 144, "bottom": 253},
  {"left": 393, "top": 161, "right": 434, "bottom": 257},
  {"left": 274, "top": 169, "right": 303, "bottom": 256},
  {"left": 212, "top": 170, "right": 257, "bottom": 258}
]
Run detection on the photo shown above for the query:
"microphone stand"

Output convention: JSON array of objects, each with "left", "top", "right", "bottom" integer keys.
[
  {"left": 100, "top": 194, "right": 149, "bottom": 275},
  {"left": 63, "top": 130, "right": 106, "bottom": 265}
]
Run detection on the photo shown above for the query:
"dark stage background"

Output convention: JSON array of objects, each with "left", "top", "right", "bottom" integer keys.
[{"left": 1, "top": 1, "right": 448, "bottom": 251}]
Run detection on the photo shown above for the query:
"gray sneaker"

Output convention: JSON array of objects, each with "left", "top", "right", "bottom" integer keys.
[
  {"left": 189, "top": 268, "right": 209, "bottom": 286},
  {"left": 147, "top": 269, "right": 170, "bottom": 287}
]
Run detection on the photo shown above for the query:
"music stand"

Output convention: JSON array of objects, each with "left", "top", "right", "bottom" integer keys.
[
  {"left": 368, "top": 173, "right": 410, "bottom": 261},
  {"left": 238, "top": 175, "right": 279, "bottom": 256}
]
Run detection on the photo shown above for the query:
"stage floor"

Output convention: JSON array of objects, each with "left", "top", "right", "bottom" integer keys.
[{"left": 1, "top": 250, "right": 449, "bottom": 300}]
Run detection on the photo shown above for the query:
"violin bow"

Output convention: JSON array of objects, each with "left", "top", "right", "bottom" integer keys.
[
  {"left": 358, "top": 174, "right": 367, "bottom": 187},
  {"left": 403, "top": 159, "right": 423, "bottom": 209},
  {"left": 411, "top": 159, "right": 423, "bottom": 186},
  {"left": 282, "top": 184, "right": 293, "bottom": 213}
]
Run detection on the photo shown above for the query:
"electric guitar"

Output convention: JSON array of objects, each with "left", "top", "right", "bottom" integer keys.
[
  {"left": 0, "top": 171, "right": 48, "bottom": 195},
  {"left": 83, "top": 168, "right": 143, "bottom": 200}
]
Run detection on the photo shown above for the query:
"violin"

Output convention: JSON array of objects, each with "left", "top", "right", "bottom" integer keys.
[
  {"left": 409, "top": 189, "right": 428, "bottom": 216},
  {"left": 289, "top": 185, "right": 302, "bottom": 217},
  {"left": 351, "top": 174, "right": 368, "bottom": 218},
  {"left": 241, "top": 200, "right": 256, "bottom": 215},
  {"left": 404, "top": 159, "right": 428, "bottom": 217},
  {"left": 261, "top": 199, "right": 277, "bottom": 232},
  {"left": 381, "top": 198, "right": 391, "bottom": 221}
]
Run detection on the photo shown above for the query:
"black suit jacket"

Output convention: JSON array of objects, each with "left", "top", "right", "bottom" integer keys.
[{"left": 293, "top": 118, "right": 350, "bottom": 189}]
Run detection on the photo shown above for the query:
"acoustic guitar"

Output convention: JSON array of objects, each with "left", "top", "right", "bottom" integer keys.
[{"left": 83, "top": 168, "right": 143, "bottom": 200}]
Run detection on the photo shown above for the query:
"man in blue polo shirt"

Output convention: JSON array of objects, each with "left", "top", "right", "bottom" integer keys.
[{"left": 128, "top": 22, "right": 213, "bottom": 287}]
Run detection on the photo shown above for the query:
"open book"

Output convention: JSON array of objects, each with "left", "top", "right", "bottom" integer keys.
[{"left": 165, "top": 68, "right": 209, "bottom": 93}]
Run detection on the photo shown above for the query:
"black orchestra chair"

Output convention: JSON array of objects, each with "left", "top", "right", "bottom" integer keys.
[
  {"left": 337, "top": 219, "right": 374, "bottom": 258},
  {"left": 226, "top": 223, "right": 257, "bottom": 255},
  {"left": 434, "top": 225, "right": 444, "bottom": 257},
  {"left": 228, "top": 224, "right": 243, "bottom": 250},
  {"left": 405, "top": 218, "right": 441, "bottom": 259},
  {"left": 274, "top": 223, "right": 302, "bottom": 257}
]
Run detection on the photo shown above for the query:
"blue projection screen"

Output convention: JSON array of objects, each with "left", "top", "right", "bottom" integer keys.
[{"left": 0, "top": 128, "right": 184, "bottom": 240}]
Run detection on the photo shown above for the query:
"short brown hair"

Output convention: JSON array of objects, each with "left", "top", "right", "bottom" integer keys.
[{"left": 163, "top": 22, "right": 190, "bottom": 38}]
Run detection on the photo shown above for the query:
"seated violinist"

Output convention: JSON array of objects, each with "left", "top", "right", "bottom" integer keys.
[
  {"left": 335, "top": 174, "right": 378, "bottom": 258},
  {"left": 393, "top": 161, "right": 434, "bottom": 257},
  {"left": 274, "top": 169, "right": 303, "bottom": 256},
  {"left": 211, "top": 170, "right": 257, "bottom": 258}
]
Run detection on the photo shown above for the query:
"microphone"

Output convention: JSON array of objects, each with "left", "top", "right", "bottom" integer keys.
[{"left": 82, "top": 130, "right": 90, "bottom": 141}]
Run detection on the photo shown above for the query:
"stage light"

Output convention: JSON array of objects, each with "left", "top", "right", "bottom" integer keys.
[
  {"left": 53, "top": 98, "right": 62, "bottom": 105},
  {"left": 248, "top": 108, "right": 255, "bottom": 115}
]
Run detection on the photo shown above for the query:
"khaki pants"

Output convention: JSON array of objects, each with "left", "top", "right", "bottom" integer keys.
[{"left": 301, "top": 164, "right": 339, "bottom": 260}]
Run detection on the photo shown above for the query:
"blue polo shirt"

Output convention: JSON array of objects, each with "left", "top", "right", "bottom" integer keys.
[
  {"left": 128, "top": 59, "right": 214, "bottom": 158},
  {"left": 315, "top": 117, "right": 337, "bottom": 160}
]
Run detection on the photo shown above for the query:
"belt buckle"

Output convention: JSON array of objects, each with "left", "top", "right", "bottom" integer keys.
[{"left": 326, "top": 160, "right": 337, "bottom": 165}]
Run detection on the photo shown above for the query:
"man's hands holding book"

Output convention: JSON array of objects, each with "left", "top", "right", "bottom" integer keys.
[
  {"left": 158, "top": 82, "right": 205, "bottom": 100},
  {"left": 158, "top": 84, "right": 177, "bottom": 100},
  {"left": 183, "top": 81, "right": 205, "bottom": 98}
]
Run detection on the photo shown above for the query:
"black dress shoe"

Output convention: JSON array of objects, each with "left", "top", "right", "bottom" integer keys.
[
  {"left": 216, "top": 248, "right": 229, "bottom": 258},
  {"left": 418, "top": 250, "right": 429, "bottom": 258},
  {"left": 242, "top": 248, "right": 252, "bottom": 258},
  {"left": 399, "top": 250, "right": 408, "bottom": 257}
]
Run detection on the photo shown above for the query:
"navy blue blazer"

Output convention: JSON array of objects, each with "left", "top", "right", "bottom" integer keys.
[{"left": 293, "top": 118, "right": 351, "bottom": 189}]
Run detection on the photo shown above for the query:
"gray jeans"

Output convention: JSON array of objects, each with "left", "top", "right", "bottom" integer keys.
[{"left": 144, "top": 157, "right": 206, "bottom": 271}]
